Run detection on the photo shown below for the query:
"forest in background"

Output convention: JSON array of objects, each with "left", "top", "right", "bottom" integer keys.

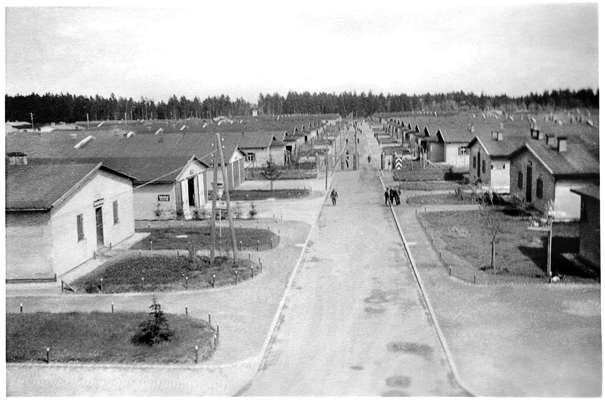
[{"left": 5, "top": 89, "right": 599, "bottom": 124}]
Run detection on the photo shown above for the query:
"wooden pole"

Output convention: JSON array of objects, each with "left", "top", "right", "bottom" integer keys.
[
  {"left": 210, "top": 151, "right": 217, "bottom": 263},
  {"left": 546, "top": 217, "right": 553, "bottom": 280},
  {"left": 324, "top": 153, "right": 328, "bottom": 191},
  {"left": 215, "top": 133, "right": 238, "bottom": 262}
]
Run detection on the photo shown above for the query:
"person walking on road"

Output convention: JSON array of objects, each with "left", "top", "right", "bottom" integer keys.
[
  {"left": 394, "top": 187, "right": 401, "bottom": 205},
  {"left": 367, "top": 154, "right": 371, "bottom": 164},
  {"left": 330, "top": 189, "right": 339, "bottom": 206},
  {"left": 389, "top": 187, "right": 397, "bottom": 206},
  {"left": 384, "top": 188, "right": 391, "bottom": 206}
]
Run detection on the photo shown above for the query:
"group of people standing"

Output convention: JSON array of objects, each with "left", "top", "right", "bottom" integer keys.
[{"left": 384, "top": 186, "right": 401, "bottom": 206}]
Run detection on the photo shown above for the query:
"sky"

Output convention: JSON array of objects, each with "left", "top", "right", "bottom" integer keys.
[{"left": 4, "top": 1, "right": 599, "bottom": 103}]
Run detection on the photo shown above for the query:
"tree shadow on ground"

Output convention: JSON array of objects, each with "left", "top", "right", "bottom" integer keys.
[{"left": 519, "top": 236, "right": 598, "bottom": 280}]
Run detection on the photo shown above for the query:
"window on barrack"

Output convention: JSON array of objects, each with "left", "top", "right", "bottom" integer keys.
[{"left": 536, "top": 178, "right": 543, "bottom": 199}]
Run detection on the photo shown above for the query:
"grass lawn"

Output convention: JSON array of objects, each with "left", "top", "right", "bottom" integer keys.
[
  {"left": 70, "top": 254, "right": 258, "bottom": 293},
  {"left": 7, "top": 312, "right": 215, "bottom": 364},
  {"left": 397, "top": 181, "right": 461, "bottom": 191},
  {"left": 132, "top": 226, "right": 279, "bottom": 251},
  {"left": 218, "top": 188, "right": 310, "bottom": 201},
  {"left": 420, "top": 210, "right": 597, "bottom": 282},
  {"left": 407, "top": 193, "right": 477, "bottom": 206}
]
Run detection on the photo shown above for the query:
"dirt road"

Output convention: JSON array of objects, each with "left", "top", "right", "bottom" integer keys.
[{"left": 240, "top": 123, "right": 465, "bottom": 396}]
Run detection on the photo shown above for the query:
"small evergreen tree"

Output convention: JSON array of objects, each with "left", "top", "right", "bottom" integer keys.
[
  {"left": 132, "top": 296, "right": 174, "bottom": 346},
  {"left": 261, "top": 160, "right": 281, "bottom": 191}
]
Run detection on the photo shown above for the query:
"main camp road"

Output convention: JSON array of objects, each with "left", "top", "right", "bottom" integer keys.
[{"left": 239, "top": 124, "right": 466, "bottom": 396}]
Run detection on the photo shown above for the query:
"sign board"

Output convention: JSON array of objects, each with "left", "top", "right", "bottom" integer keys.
[
  {"left": 93, "top": 198, "right": 104, "bottom": 208},
  {"left": 158, "top": 194, "right": 171, "bottom": 202}
]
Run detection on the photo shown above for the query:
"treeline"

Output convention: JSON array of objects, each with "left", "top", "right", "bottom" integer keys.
[
  {"left": 5, "top": 93, "right": 252, "bottom": 124},
  {"left": 5, "top": 88, "right": 599, "bottom": 123},
  {"left": 258, "top": 89, "right": 599, "bottom": 116}
]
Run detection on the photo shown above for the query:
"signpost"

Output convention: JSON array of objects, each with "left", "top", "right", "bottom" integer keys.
[{"left": 527, "top": 216, "right": 554, "bottom": 281}]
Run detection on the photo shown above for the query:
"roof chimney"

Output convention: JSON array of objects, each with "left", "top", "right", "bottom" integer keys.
[
  {"left": 491, "top": 130, "right": 498, "bottom": 140},
  {"left": 7, "top": 152, "right": 28, "bottom": 165},
  {"left": 557, "top": 137, "right": 568, "bottom": 152},
  {"left": 497, "top": 131, "right": 504, "bottom": 141},
  {"left": 545, "top": 134, "right": 557, "bottom": 148},
  {"left": 537, "top": 130, "right": 545, "bottom": 140}
]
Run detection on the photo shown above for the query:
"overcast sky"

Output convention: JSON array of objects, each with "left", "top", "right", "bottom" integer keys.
[{"left": 5, "top": 2, "right": 599, "bottom": 102}]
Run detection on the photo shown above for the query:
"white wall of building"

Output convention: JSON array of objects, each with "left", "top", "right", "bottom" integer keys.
[
  {"left": 50, "top": 170, "right": 135, "bottom": 276},
  {"left": 444, "top": 143, "right": 470, "bottom": 169},
  {"left": 133, "top": 183, "right": 176, "bottom": 220},
  {"left": 554, "top": 181, "right": 585, "bottom": 220},
  {"left": 489, "top": 159, "right": 510, "bottom": 193}
]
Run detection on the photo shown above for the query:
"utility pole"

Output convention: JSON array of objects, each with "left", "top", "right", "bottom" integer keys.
[
  {"left": 30, "top": 112, "right": 34, "bottom": 131},
  {"left": 210, "top": 149, "right": 218, "bottom": 263},
  {"left": 216, "top": 133, "right": 238, "bottom": 262},
  {"left": 546, "top": 214, "right": 553, "bottom": 281},
  {"left": 324, "top": 153, "right": 329, "bottom": 190}
]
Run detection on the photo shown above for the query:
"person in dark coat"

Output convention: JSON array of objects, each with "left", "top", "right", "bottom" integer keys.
[
  {"left": 389, "top": 187, "right": 396, "bottom": 205},
  {"left": 330, "top": 189, "right": 338, "bottom": 206},
  {"left": 384, "top": 189, "right": 390, "bottom": 206},
  {"left": 394, "top": 188, "right": 401, "bottom": 205}
]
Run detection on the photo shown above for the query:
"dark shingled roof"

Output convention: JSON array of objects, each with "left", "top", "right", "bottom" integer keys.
[
  {"left": 519, "top": 138, "right": 599, "bottom": 177},
  {"left": 6, "top": 161, "right": 133, "bottom": 211},
  {"left": 570, "top": 184, "right": 600, "bottom": 200}
]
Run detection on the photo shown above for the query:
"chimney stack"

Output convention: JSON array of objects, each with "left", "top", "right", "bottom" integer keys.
[
  {"left": 7, "top": 152, "right": 28, "bottom": 165},
  {"left": 538, "top": 130, "right": 545, "bottom": 140},
  {"left": 497, "top": 131, "right": 504, "bottom": 141},
  {"left": 491, "top": 130, "right": 498, "bottom": 140},
  {"left": 557, "top": 137, "right": 568, "bottom": 152},
  {"left": 546, "top": 134, "right": 556, "bottom": 148}
]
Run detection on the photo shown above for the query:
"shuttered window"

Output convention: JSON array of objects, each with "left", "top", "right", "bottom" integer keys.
[
  {"left": 77, "top": 214, "right": 84, "bottom": 241},
  {"left": 518, "top": 172, "right": 523, "bottom": 189},
  {"left": 113, "top": 200, "right": 119, "bottom": 224},
  {"left": 536, "top": 178, "right": 543, "bottom": 199},
  {"left": 472, "top": 156, "right": 476, "bottom": 168}
]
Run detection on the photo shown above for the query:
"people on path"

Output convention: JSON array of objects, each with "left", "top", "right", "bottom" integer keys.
[
  {"left": 368, "top": 154, "right": 371, "bottom": 164},
  {"left": 385, "top": 188, "right": 391, "bottom": 206},
  {"left": 330, "top": 189, "right": 339, "bottom": 206},
  {"left": 394, "top": 187, "right": 401, "bottom": 205},
  {"left": 389, "top": 187, "right": 396, "bottom": 205}
]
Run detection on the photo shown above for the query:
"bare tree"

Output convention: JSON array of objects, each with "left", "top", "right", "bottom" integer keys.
[{"left": 482, "top": 204, "right": 502, "bottom": 271}]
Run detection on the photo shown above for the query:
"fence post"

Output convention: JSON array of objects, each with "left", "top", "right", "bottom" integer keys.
[
  {"left": 19, "top": 303, "right": 23, "bottom": 313},
  {"left": 185, "top": 305, "right": 189, "bottom": 318},
  {"left": 208, "top": 313, "right": 212, "bottom": 326},
  {"left": 46, "top": 347, "right": 50, "bottom": 363},
  {"left": 211, "top": 274, "right": 216, "bottom": 288},
  {"left": 250, "top": 266, "right": 255, "bottom": 278},
  {"left": 473, "top": 273, "right": 477, "bottom": 284},
  {"left": 194, "top": 345, "right": 199, "bottom": 364}
]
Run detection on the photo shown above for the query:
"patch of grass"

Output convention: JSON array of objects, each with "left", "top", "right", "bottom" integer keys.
[
  {"left": 397, "top": 181, "right": 461, "bottom": 191},
  {"left": 421, "top": 210, "right": 593, "bottom": 281},
  {"left": 211, "top": 189, "right": 310, "bottom": 201},
  {"left": 71, "top": 254, "right": 258, "bottom": 293},
  {"left": 6, "top": 312, "right": 215, "bottom": 364},
  {"left": 132, "top": 226, "right": 279, "bottom": 251},
  {"left": 406, "top": 193, "right": 477, "bottom": 206}
]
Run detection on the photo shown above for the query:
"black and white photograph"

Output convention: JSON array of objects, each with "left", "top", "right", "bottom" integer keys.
[{"left": 3, "top": 0, "right": 601, "bottom": 396}]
